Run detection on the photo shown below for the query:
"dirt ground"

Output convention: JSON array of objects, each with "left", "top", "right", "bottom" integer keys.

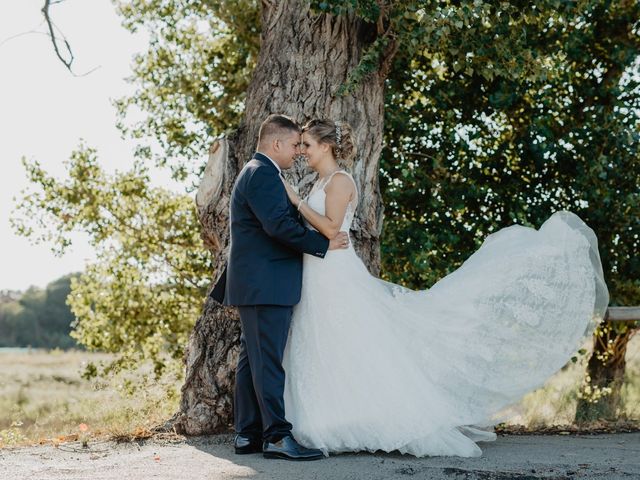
[{"left": 1, "top": 432, "right": 639, "bottom": 480}]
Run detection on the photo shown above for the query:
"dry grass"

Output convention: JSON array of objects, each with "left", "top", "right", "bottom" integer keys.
[
  {"left": 0, "top": 349, "right": 183, "bottom": 448},
  {"left": 503, "top": 334, "right": 640, "bottom": 427},
  {"left": 1, "top": 335, "right": 638, "bottom": 449}
]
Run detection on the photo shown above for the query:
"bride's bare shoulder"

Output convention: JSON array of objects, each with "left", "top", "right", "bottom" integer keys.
[
  {"left": 325, "top": 171, "right": 355, "bottom": 192},
  {"left": 324, "top": 171, "right": 356, "bottom": 199}
]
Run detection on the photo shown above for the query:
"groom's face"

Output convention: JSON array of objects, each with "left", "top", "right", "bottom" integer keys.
[{"left": 275, "top": 131, "right": 302, "bottom": 169}]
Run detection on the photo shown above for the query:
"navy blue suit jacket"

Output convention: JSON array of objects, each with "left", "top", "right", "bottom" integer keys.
[{"left": 215, "top": 152, "right": 329, "bottom": 306}]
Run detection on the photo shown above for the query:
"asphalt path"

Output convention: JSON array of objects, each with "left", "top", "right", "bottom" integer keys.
[{"left": 1, "top": 432, "right": 639, "bottom": 479}]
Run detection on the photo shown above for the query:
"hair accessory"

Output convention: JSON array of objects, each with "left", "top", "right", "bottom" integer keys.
[{"left": 335, "top": 121, "right": 342, "bottom": 148}]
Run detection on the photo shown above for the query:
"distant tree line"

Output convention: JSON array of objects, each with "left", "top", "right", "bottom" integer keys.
[{"left": 0, "top": 274, "right": 81, "bottom": 349}]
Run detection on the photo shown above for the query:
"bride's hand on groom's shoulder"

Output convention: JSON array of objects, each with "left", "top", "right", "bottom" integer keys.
[{"left": 328, "top": 231, "right": 350, "bottom": 250}]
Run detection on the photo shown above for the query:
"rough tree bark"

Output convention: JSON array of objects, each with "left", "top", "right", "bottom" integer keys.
[
  {"left": 575, "top": 321, "right": 638, "bottom": 422},
  {"left": 167, "top": 2, "right": 397, "bottom": 435}
]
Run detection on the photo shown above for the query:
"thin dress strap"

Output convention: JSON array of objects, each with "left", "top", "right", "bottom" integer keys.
[{"left": 322, "top": 170, "right": 358, "bottom": 209}]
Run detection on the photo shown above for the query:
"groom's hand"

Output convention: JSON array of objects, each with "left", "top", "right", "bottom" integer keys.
[{"left": 328, "top": 231, "right": 349, "bottom": 250}]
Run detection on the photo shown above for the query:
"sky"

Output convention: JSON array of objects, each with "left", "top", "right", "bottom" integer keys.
[{"left": 0, "top": 0, "right": 171, "bottom": 291}]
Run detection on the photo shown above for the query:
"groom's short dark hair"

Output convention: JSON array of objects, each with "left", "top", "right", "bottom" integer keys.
[{"left": 258, "top": 114, "right": 301, "bottom": 144}]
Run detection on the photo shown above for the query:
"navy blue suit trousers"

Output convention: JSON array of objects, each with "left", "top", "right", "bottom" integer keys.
[{"left": 235, "top": 305, "right": 293, "bottom": 442}]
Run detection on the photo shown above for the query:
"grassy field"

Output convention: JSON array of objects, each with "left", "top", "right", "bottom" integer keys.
[
  {"left": 0, "top": 349, "right": 183, "bottom": 448},
  {"left": 1, "top": 335, "right": 638, "bottom": 449},
  {"left": 505, "top": 334, "right": 640, "bottom": 426}
]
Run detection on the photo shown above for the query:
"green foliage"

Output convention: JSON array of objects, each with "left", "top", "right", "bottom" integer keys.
[
  {"left": 380, "top": 0, "right": 640, "bottom": 309},
  {"left": 0, "top": 275, "right": 79, "bottom": 349},
  {"left": 310, "top": 0, "right": 381, "bottom": 21},
  {"left": 12, "top": 144, "right": 211, "bottom": 382},
  {"left": 113, "top": 0, "right": 260, "bottom": 182},
  {"left": 374, "top": 2, "right": 640, "bottom": 420}
]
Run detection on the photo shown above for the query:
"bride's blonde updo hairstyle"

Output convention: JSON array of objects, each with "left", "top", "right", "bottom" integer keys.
[{"left": 302, "top": 119, "right": 357, "bottom": 167}]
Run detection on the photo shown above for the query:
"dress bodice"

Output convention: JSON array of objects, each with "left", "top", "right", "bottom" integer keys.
[{"left": 304, "top": 170, "right": 358, "bottom": 232}]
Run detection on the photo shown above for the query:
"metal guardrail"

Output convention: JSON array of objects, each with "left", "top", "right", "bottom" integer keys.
[{"left": 605, "top": 307, "right": 640, "bottom": 322}]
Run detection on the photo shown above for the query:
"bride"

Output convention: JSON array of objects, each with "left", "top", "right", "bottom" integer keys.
[{"left": 279, "top": 118, "right": 609, "bottom": 458}]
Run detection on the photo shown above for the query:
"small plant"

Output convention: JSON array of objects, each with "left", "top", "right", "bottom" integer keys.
[
  {"left": 577, "top": 374, "right": 613, "bottom": 404},
  {"left": 0, "top": 420, "right": 28, "bottom": 448},
  {"left": 78, "top": 423, "right": 89, "bottom": 448}
]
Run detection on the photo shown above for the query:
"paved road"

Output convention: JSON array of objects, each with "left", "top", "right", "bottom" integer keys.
[{"left": 1, "top": 433, "right": 639, "bottom": 479}]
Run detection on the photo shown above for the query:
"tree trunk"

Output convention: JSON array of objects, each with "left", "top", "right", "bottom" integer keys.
[
  {"left": 169, "top": 2, "right": 394, "bottom": 435},
  {"left": 575, "top": 321, "right": 637, "bottom": 423}
]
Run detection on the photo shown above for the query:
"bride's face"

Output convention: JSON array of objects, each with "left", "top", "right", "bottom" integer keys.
[{"left": 301, "top": 132, "right": 330, "bottom": 170}]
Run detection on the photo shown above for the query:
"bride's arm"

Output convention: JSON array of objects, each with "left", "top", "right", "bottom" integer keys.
[{"left": 282, "top": 175, "right": 354, "bottom": 239}]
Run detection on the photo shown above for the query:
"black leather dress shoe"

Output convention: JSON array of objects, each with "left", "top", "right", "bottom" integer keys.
[
  {"left": 263, "top": 435, "right": 324, "bottom": 461},
  {"left": 234, "top": 434, "right": 263, "bottom": 454}
]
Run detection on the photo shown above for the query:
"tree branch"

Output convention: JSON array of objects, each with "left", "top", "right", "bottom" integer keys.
[
  {"left": 41, "top": 0, "right": 75, "bottom": 71},
  {"left": 39, "top": 0, "right": 100, "bottom": 76}
]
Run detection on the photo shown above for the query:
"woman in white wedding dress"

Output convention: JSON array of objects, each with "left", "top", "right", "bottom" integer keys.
[{"left": 279, "top": 119, "right": 609, "bottom": 458}]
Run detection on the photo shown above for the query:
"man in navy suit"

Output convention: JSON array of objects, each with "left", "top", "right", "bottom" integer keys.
[{"left": 214, "top": 114, "right": 349, "bottom": 461}]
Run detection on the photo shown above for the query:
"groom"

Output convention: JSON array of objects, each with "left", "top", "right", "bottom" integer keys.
[{"left": 212, "top": 114, "right": 349, "bottom": 461}]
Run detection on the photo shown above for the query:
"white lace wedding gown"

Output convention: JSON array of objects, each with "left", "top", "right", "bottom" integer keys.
[{"left": 282, "top": 170, "right": 609, "bottom": 458}]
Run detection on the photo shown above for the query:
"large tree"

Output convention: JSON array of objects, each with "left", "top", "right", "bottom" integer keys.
[{"left": 173, "top": 0, "right": 398, "bottom": 434}]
